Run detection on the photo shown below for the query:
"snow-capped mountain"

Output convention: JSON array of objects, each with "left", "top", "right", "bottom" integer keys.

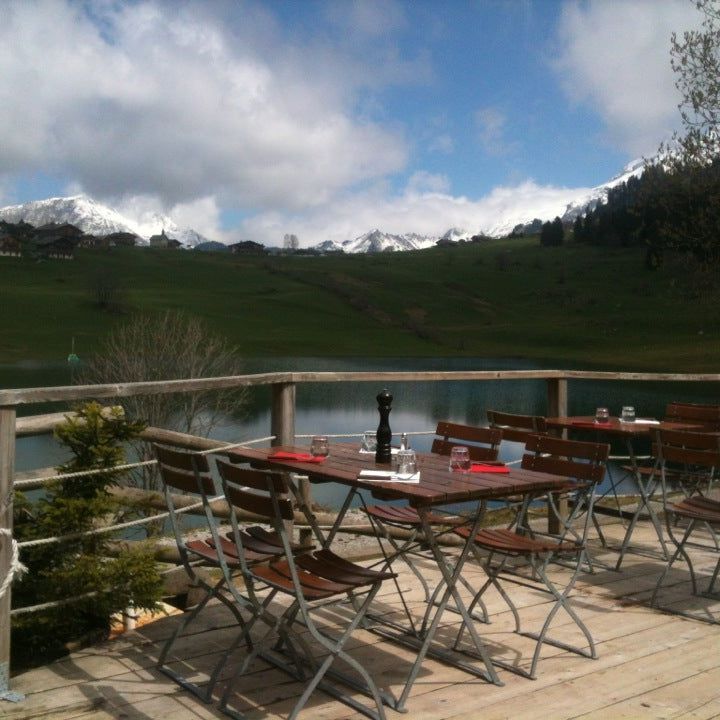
[
  {"left": 557, "top": 157, "right": 647, "bottom": 225},
  {"left": 313, "top": 157, "right": 651, "bottom": 253},
  {"left": 0, "top": 195, "right": 210, "bottom": 247},
  {"left": 0, "top": 157, "right": 652, "bottom": 254},
  {"left": 322, "top": 229, "right": 438, "bottom": 254}
]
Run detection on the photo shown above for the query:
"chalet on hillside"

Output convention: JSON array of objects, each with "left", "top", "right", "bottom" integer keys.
[
  {"left": 229, "top": 240, "right": 266, "bottom": 255},
  {"left": 106, "top": 231, "right": 139, "bottom": 247},
  {"left": 0, "top": 232, "right": 21, "bottom": 257},
  {"left": 33, "top": 223, "right": 84, "bottom": 259},
  {"left": 149, "top": 230, "right": 182, "bottom": 249}
]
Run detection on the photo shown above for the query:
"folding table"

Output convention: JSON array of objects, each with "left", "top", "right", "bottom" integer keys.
[
  {"left": 230, "top": 442, "right": 574, "bottom": 712},
  {"left": 545, "top": 416, "right": 697, "bottom": 570}
]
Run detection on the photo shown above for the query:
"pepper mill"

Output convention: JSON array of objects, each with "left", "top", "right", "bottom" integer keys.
[{"left": 375, "top": 388, "right": 393, "bottom": 464}]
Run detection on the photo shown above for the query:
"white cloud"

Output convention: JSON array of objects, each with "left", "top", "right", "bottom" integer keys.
[
  {"left": 0, "top": 0, "right": 409, "bottom": 212},
  {"left": 405, "top": 171, "right": 450, "bottom": 195},
  {"left": 237, "top": 179, "right": 590, "bottom": 247},
  {"left": 474, "top": 106, "right": 520, "bottom": 157},
  {"left": 555, "top": 0, "right": 701, "bottom": 156},
  {"left": 428, "top": 134, "right": 455, "bottom": 154}
]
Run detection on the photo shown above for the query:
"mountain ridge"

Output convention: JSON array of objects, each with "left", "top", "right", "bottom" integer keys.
[{"left": 0, "top": 157, "right": 648, "bottom": 252}]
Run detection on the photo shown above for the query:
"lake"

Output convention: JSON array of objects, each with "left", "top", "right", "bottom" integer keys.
[{"left": 5, "top": 356, "right": 717, "bottom": 509}]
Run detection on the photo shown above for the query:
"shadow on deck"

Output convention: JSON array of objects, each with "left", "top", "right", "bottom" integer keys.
[{"left": 8, "top": 520, "right": 720, "bottom": 720}]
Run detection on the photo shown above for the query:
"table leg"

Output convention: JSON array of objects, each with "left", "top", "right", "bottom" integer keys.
[
  {"left": 392, "top": 503, "right": 502, "bottom": 711},
  {"left": 614, "top": 440, "right": 669, "bottom": 570}
]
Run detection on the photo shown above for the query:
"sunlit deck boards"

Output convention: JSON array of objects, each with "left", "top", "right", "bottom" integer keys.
[{"left": 9, "top": 520, "right": 720, "bottom": 720}]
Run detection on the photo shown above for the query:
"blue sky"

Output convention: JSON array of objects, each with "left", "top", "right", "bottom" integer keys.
[{"left": 0, "top": 0, "right": 701, "bottom": 245}]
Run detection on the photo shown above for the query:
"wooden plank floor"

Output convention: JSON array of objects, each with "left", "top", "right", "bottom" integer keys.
[{"left": 7, "top": 520, "right": 720, "bottom": 720}]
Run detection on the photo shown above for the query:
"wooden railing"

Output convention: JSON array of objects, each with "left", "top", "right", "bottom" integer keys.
[{"left": 3, "top": 368, "right": 720, "bottom": 693}]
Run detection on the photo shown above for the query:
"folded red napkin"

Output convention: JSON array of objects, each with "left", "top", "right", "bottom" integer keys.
[
  {"left": 268, "top": 451, "right": 326, "bottom": 463},
  {"left": 470, "top": 464, "right": 510, "bottom": 474},
  {"left": 572, "top": 421, "right": 609, "bottom": 429}
]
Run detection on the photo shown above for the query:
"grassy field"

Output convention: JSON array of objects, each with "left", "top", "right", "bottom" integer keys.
[{"left": 1, "top": 237, "right": 717, "bottom": 371}]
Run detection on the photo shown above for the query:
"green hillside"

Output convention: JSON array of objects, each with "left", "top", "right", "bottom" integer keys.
[{"left": 1, "top": 238, "right": 717, "bottom": 371}]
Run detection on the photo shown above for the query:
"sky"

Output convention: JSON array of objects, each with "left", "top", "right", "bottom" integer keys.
[{"left": 0, "top": 0, "right": 703, "bottom": 246}]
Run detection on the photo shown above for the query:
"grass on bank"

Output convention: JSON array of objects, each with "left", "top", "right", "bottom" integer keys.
[{"left": 0, "top": 236, "right": 717, "bottom": 371}]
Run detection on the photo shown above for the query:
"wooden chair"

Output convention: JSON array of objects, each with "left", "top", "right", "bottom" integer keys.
[
  {"left": 650, "top": 428, "right": 720, "bottom": 622},
  {"left": 454, "top": 434, "right": 610, "bottom": 679},
  {"left": 154, "top": 443, "right": 252, "bottom": 703},
  {"left": 486, "top": 410, "right": 548, "bottom": 445},
  {"left": 664, "top": 401, "right": 720, "bottom": 430},
  {"left": 361, "top": 422, "right": 502, "bottom": 604},
  {"left": 215, "top": 458, "right": 397, "bottom": 720},
  {"left": 629, "top": 401, "right": 720, "bottom": 496}
]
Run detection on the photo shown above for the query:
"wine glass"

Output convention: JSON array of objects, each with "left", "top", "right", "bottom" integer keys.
[
  {"left": 449, "top": 446, "right": 471, "bottom": 473},
  {"left": 595, "top": 407, "right": 610, "bottom": 424},
  {"left": 361, "top": 431, "right": 376, "bottom": 452},
  {"left": 310, "top": 435, "right": 329, "bottom": 457},
  {"left": 620, "top": 406, "right": 636, "bottom": 423},
  {"left": 396, "top": 449, "right": 417, "bottom": 475}
]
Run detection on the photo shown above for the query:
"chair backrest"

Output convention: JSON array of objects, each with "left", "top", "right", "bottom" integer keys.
[
  {"left": 431, "top": 421, "right": 502, "bottom": 462},
  {"left": 216, "top": 458, "right": 301, "bottom": 595},
  {"left": 216, "top": 458, "right": 294, "bottom": 526},
  {"left": 487, "top": 410, "right": 548, "bottom": 444},
  {"left": 153, "top": 443, "right": 223, "bottom": 562},
  {"left": 664, "top": 402, "right": 720, "bottom": 431},
  {"left": 655, "top": 427, "right": 720, "bottom": 470},
  {"left": 154, "top": 442, "right": 215, "bottom": 496},
  {"left": 521, "top": 434, "right": 609, "bottom": 484}
]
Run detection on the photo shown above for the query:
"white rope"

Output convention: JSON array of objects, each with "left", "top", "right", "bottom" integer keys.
[
  {"left": 0, "top": 529, "right": 27, "bottom": 601},
  {"left": 17, "top": 496, "right": 224, "bottom": 549},
  {"left": 12, "top": 436, "right": 276, "bottom": 489}
]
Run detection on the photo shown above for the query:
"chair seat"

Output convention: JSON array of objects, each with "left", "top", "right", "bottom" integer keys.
[
  {"left": 454, "top": 526, "right": 579, "bottom": 555},
  {"left": 252, "top": 550, "right": 396, "bottom": 601},
  {"left": 364, "top": 504, "right": 465, "bottom": 527},
  {"left": 671, "top": 496, "right": 720, "bottom": 524}
]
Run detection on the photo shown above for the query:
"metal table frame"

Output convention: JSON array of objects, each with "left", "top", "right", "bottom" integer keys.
[{"left": 230, "top": 442, "right": 574, "bottom": 712}]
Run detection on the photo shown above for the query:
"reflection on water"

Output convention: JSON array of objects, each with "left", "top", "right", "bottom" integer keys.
[{"left": 5, "top": 356, "right": 718, "bottom": 508}]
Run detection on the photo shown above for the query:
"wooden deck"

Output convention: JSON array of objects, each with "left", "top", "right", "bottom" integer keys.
[{"left": 7, "top": 520, "right": 720, "bottom": 720}]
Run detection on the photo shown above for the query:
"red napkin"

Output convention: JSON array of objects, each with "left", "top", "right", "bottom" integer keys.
[
  {"left": 572, "top": 421, "right": 608, "bottom": 429},
  {"left": 268, "top": 451, "right": 326, "bottom": 463},
  {"left": 470, "top": 464, "right": 510, "bottom": 474}
]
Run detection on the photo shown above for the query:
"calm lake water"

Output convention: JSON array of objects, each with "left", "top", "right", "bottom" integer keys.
[{"left": 5, "top": 356, "right": 718, "bottom": 509}]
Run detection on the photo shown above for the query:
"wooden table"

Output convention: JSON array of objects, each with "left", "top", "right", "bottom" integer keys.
[
  {"left": 545, "top": 416, "right": 695, "bottom": 569},
  {"left": 229, "top": 442, "right": 574, "bottom": 711}
]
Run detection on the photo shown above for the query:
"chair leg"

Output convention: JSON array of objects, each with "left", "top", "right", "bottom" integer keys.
[
  {"left": 159, "top": 573, "right": 249, "bottom": 703},
  {"left": 521, "top": 552, "right": 596, "bottom": 679}
]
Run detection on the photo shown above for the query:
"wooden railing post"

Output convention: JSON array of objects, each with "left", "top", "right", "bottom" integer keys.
[
  {"left": 271, "top": 382, "right": 296, "bottom": 447},
  {"left": 546, "top": 378, "right": 568, "bottom": 534},
  {"left": 0, "top": 407, "right": 17, "bottom": 697},
  {"left": 546, "top": 377, "right": 568, "bottom": 419},
  {"left": 270, "top": 383, "right": 311, "bottom": 541}
]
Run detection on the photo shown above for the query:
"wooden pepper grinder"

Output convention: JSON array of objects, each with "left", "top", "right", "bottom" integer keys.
[{"left": 375, "top": 388, "right": 393, "bottom": 464}]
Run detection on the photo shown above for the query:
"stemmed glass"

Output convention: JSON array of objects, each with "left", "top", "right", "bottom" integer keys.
[
  {"left": 449, "top": 446, "right": 471, "bottom": 473},
  {"left": 310, "top": 435, "right": 329, "bottom": 457}
]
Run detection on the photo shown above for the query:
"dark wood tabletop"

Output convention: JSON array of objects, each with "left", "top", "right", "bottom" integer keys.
[
  {"left": 545, "top": 416, "right": 700, "bottom": 437},
  {"left": 229, "top": 442, "right": 572, "bottom": 508}
]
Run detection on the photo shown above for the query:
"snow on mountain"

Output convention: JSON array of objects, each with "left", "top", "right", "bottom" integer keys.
[
  {"left": 0, "top": 195, "right": 211, "bottom": 247},
  {"left": 440, "top": 228, "right": 474, "bottom": 242},
  {"left": 333, "top": 229, "right": 439, "bottom": 254},
  {"left": 319, "top": 157, "right": 651, "bottom": 253},
  {"left": 557, "top": 157, "right": 647, "bottom": 225}
]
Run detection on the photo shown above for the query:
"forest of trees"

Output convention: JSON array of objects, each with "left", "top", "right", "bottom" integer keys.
[{"left": 567, "top": 0, "right": 720, "bottom": 270}]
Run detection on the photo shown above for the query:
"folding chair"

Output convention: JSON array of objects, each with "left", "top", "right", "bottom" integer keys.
[
  {"left": 487, "top": 410, "right": 548, "bottom": 445},
  {"left": 650, "top": 428, "right": 720, "bottom": 622},
  {"left": 487, "top": 410, "right": 551, "bottom": 528},
  {"left": 154, "top": 443, "right": 251, "bottom": 703},
  {"left": 362, "top": 422, "right": 502, "bottom": 604},
  {"left": 454, "top": 434, "right": 609, "bottom": 679},
  {"left": 215, "top": 458, "right": 397, "bottom": 720}
]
